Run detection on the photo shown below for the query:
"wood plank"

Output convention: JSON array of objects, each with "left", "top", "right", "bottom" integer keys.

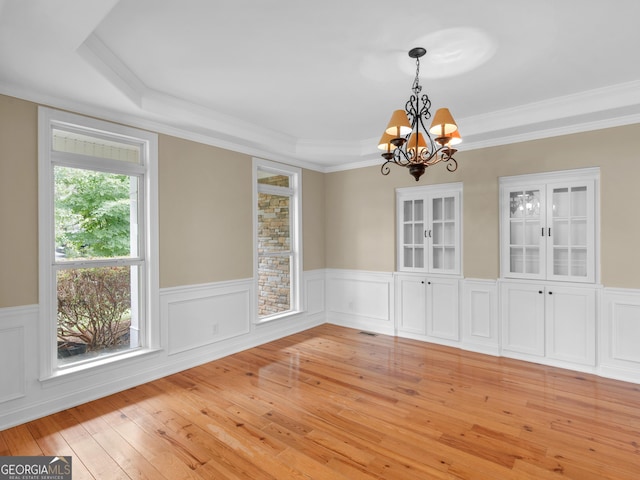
[
  {"left": 26, "top": 415, "right": 94, "bottom": 480},
  {"left": 1, "top": 324, "right": 639, "bottom": 479},
  {"left": 49, "top": 409, "right": 130, "bottom": 480},
  {"left": 2, "top": 423, "right": 43, "bottom": 456}
]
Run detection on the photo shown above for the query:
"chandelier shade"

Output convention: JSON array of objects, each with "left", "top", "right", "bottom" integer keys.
[
  {"left": 379, "top": 48, "right": 462, "bottom": 181},
  {"left": 429, "top": 108, "right": 458, "bottom": 137},
  {"left": 447, "top": 129, "right": 462, "bottom": 146},
  {"left": 407, "top": 132, "right": 428, "bottom": 158},
  {"left": 385, "top": 109, "right": 412, "bottom": 138},
  {"left": 377, "top": 132, "right": 398, "bottom": 157}
]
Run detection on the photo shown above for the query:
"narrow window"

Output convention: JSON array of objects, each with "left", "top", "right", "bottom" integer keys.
[
  {"left": 253, "top": 159, "right": 302, "bottom": 321},
  {"left": 39, "top": 108, "right": 159, "bottom": 377}
]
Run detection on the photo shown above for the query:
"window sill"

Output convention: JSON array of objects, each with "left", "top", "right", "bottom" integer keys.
[
  {"left": 254, "top": 309, "right": 303, "bottom": 325},
  {"left": 40, "top": 347, "right": 163, "bottom": 385}
]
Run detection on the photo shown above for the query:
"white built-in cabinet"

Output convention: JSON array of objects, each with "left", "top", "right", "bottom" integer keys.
[
  {"left": 395, "top": 274, "right": 459, "bottom": 341},
  {"left": 397, "top": 183, "right": 462, "bottom": 275},
  {"left": 500, "top": 281, "right": 596, "bottom": 366},
  {"left": 395, "top": 183, "right": 462, "bottom": 342},
  {"left": 499, "top": 168, "right": 600, "bottom": 369},
  {"left": 500, "top": 168, "right": 597, "bottom": 283},
  {"left": 386, "top": 167, "right": 640, "bottom": 382}
]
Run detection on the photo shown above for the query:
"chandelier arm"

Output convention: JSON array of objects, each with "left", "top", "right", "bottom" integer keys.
[
  {"left": 418, "top": 94, "right": 432, "bottom": 121},
  {"left": 417, "top": 94, "right": 433, "bottom": 136},
  {"left": 446, "top": 157, "right": 459, "bottom": 172},
  {"left": 421, "top": 149, "right": 440, "bottom": 166},
  {"left": 405, "top": 95, "right": 418, "bottom": 126},
  {"left": 392, "top": 147, "right": 412, "bottom": 166}
]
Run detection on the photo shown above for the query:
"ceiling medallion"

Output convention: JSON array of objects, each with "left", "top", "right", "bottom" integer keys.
[{"left": 378, "top": 47, "right": 461, "bottom": 181}]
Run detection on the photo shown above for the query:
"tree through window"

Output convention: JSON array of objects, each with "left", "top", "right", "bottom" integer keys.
[{"left": 39, "top": 108, "right": 158, "bottom": 375}]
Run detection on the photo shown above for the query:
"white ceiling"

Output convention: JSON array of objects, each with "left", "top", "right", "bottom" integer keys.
[{"left": 1, "top": 0, "right": 640, "bottom": 171}]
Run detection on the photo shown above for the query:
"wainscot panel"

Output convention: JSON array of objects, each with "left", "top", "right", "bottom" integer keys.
[
  {"left": 162, "top": 280, "right": 252, "bottom": 355},
  {"left": 461, "top": 279, "right": 499, "bottom": 355},
  {"left": 325, "top": 269, "right": 394, "bottom": 335},
  {"left": 304, "top": 270, "right": 326, "bottom": 317},
  {"left": 0, "top": 306, "right": 37, "bottom": 404},
  {"left": 600, "top": 288, "right": 640, "bottom": 383}
]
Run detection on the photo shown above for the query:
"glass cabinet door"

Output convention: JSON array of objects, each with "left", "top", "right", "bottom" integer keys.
[
  {"left": 430, "top": 193, "right": 459, "bottom": 273},
  {"left": 400, "top": 198, "right": 425, "bottom": 270},
  {"left": 396, "top": 183, "right": 462, "bottom": 274},
  {"left": 547, "top": 182, "right": 594, "bottom": 282},
  {"left": 500, "top": 170, "right": 597, "bottom": 283},
  {"left": 506, "top": 187, "right": 545, "bottom": 278}
]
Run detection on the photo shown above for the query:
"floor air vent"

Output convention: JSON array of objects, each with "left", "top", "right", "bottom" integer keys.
[{"left": 358, "top": 331, "right": 377, "bottom": 336}]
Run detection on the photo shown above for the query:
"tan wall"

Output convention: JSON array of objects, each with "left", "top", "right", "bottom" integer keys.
[
  {"left": 0, "top": 94, "right": 326, "bottom": 307},
  {"left": 302, "top": 169, "right": 325, "bottom": 271},
  {"left": 157, "top": 136, "right": 328, "bottom": 287},
  {"left": 326, "top": 124, "right": 640, "bottom": 288},
  {"left": 0, "top": 96, "right": 38, "bottom": 307},
  {"left": 1, "top": 91, "right": 639, "bottom": 309},
  {"left": 158, "top": 134, "right": 253, "bottom": 287}
]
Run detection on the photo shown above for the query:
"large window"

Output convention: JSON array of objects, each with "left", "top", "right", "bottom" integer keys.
[
  {"left": 38, "top": 108, "right": 159, "bottom": 377},
  {"left": 253, "top": 159, "right": 302, "bottom": 321}
]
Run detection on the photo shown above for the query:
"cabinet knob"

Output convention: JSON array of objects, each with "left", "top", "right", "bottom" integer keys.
[
  {"left": 428, "top": 281, "right": 431, "bottom": 285},
  {"left": 538, "top": 290, "right": 543, "bottom": 294},
  {"left": 548, "top": 291, "right": 553, "bottom": 295},
  {"left": 421, "top": 281, "right": 425, "bottom": 284}
]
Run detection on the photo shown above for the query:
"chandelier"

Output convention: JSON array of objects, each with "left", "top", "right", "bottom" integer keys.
[{"left": 378, "top": 47, "right": 461, "bottom": 181}]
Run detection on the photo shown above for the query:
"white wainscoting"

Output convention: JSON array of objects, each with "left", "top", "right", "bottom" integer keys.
[
  {"left": 304, "top": 271, "right": 326, "bottom": 317},
  {"left": 162, "top": 279, "right": 252, "bottom": 355},
  {"left": 325, "top": 269, "right": 394, "bottom": 335},
  {"left": 461, "top": 279, "right": 499, "bottom": 355},
  {"left": 326, "top": 270, "right": 640, "bottom": 385},
  {"left": 4, "top": 271, "right": 640, "bottom": 430},
  {"left": 599, "top": 288, "right": 640, "bottom": 383},
  {"left": 0, "top": 271, "right": 326, "bottom": 431},
  {"left": 0, "top": 305, "right": 38, "bottom": 404}
]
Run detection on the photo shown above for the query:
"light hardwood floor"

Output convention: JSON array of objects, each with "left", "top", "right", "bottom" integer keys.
[{"left": 2, "top": 324, "right": 640, "bottom": 479}]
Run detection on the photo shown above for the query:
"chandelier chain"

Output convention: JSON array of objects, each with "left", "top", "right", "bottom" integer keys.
[{"left": 412, "top": 56, "right": 422, "bottom": 96}]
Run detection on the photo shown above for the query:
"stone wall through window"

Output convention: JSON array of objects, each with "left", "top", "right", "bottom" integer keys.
[{"left": 257, "top": 175, "right": 291, "bottom": 317}]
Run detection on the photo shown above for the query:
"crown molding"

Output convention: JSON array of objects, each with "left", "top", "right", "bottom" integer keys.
[
  {"left": 459, "top": 79, "right": 640, "bottom": 137},
  {"left": 3, "top": 45, "right": 640, "bottom": 175}
]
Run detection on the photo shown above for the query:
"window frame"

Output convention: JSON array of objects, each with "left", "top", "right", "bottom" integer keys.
[
  {"left": 252, "top": 158, "right": 303, "bottom": 323},
  {"left": 38, "top": 107, "right": 160, "bottom": 380}
]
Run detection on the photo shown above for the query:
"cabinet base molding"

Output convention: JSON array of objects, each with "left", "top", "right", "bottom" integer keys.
[{"left": 500, "top": 350, "right": 598, "bottom": 376}]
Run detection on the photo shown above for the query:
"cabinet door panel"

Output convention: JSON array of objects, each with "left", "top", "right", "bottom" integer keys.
[
  {"left": 501, "top": 283, "right": 545, "bottom": 356},
  {"left": 396, "top": 276, "right": 427, "bottom": 334},
  {"left": 546, "top": 286, "right": 596, "bottom": 365},
  {"left": 502, "top": 186, "right": 545, "bottom": 279},
  {"left": 399, "top": 198, "right": 426, "bottom": 270},
  {"left": 547, "top": 181, "right": 595, "bottom": 283},
  {"left": 427, "top": 278, "right": 459, "bottom": 340},
  {"left": 429, "top": 192, "right": 460, "bottom": 275}
]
